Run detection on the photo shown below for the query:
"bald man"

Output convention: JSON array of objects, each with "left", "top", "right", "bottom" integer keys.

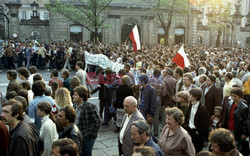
[{"left": 118, "top": 96, "right": 145, "bottom": 156}]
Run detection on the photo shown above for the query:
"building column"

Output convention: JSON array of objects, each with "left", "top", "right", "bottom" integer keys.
[
  {"left": 187, "top": 8, "right": 198, "bottom": 45},
  {"left": 5, "top": 2, "right": 22, "bottom": 41}
]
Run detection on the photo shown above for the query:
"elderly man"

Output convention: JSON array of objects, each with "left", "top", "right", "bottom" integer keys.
[
  {"left": 181, "top": 73, "right": 197, "bottom": 92},
  {"left": 131, "top": 120, "right": 163, "bottom": 156},
  {"left": 118, "top": 96, "right": 144, "bottom": 156}
]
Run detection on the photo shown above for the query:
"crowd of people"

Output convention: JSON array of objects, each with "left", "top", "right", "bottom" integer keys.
[{"left": 0, "top": 39, "right": 250, "bottom": 156}]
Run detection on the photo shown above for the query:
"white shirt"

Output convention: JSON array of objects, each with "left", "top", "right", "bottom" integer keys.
[
  {"left": 28, "top": 74, "right": 35, "bottom": 86},
  {"left": 176, "top": 78, "right": 182, "bottom": 95},
  {"left": 76, "top": 69, "right": 88, "bottom": 88},
  {"left": 119, "top": 113, "right": 133, "bottom": 144},
  {"left": 204, "top": 85, "right": 213, "bottom": 95},
  {"left": 188, "top": 102, "right": 199, "bottom": 129},
  {"left": 40, "top": 115, "right": 58, "bottom": 156},
  {"left": 182, "top": 85, "right": 193, "bottom": 92},
  {"left": 28, "top": 90, "right": 34, "bottom": 103}
]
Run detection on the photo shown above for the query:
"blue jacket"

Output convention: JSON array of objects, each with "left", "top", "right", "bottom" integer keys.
[
  {"left": 135, "top": 138, "right": 163, "bottom": 156},
  {"left": 20, "top": 48, "right": 32, "bottom": 57},
  {"left": 140, "top": 84, "right": 157, "bottom": 118}
]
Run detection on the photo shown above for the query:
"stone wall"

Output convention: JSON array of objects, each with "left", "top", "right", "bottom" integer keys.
[{"left": 19, "top": 25, "right": 50, "bottom": 42}]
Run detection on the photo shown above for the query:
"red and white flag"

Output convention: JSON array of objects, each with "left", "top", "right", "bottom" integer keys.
[
  {"left": 172, "top": 45, "right": 190, "bottom": 69},
  {"left": 129, "top": 25, "right": 141, "bottom": 52}
]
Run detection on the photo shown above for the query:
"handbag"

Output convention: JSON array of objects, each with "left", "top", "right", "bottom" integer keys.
[
  {"left": 239, "top": 138, "right": 249, "bottom": 156},
  {"left": 243, "top": 75, "right": 250, "bottom": 95}
]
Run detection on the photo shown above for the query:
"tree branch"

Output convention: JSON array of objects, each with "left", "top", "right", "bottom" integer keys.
[
  {"left": 75, "top": 5, "right": 95, "bottom": 24},
  {"left": 97, "top": 0, "right": 113, "bottom": 16},
  {"left": 58, "top": 9, "right": 93, "bottom": 32}
]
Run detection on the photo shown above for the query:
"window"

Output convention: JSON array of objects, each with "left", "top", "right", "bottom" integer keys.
[
  {"left": 22, "top": 11, "right": 26, "bottom": 20},
  {"left": 44, "top": 12, "right": 49, "bottom": 20}
]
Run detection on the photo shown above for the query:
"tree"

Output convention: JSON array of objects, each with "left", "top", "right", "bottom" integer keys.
[
  {"left": 141, "top": 0, "right": 189, "bottom": 45},
  {"left": 206, "top": 0, "right": 232, "bottom": 47},
  {"left": 45, "top": 0, "right": 113, "bottom": 42}
]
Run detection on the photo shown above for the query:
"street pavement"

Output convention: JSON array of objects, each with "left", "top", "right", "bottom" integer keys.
[{"left": 0, "top": 69, "right": 119, "bottom": 156}]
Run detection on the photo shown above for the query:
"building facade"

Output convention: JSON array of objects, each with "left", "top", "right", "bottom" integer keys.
[{"left": 0, "top": 0, "right": 250, "bottom": 47}]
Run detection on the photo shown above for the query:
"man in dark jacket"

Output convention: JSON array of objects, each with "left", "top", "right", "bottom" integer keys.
[
  {"left": 222, "top": 88, "right": 249, "bottom": 152},
  {"left": 138, "top": 74, "right": 157, "bottom": 125},
  {"left": 57, "top": 105, "right": 82, "bottom": 155},
  {"left": 0, "top": 99, "right": 39, "bottom": 156},
  {"left": 183, "top": 88, "right": 210, "bottom": 153}
]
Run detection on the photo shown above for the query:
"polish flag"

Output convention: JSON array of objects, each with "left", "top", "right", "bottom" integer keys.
[
  {"left": 172, "top": 45, "right": 190, "bottom": 69},
  {"left": 129, "top": 25, "right": 141, "bottom": 52}
]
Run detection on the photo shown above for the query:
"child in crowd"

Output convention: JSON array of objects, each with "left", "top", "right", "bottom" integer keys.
[
  {"left": 210, "top": 106, "right": 222, "bottom": 130},
  {"left": 37, "top": 101, "right": 58, "bottom": 156}
]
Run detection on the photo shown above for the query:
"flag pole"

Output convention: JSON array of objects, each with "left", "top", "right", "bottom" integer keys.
[{"left": 125, "top": 25, "right": 136, "bottom": 43}]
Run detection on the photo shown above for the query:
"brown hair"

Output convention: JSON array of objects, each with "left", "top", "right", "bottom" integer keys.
[
  {"left": 209, "top": 128, "right": 235, "bottom": 152},
  {"left": 121, "top": 75, "right": 132, "bottom": 86},
  {"left": 61, "top": 69, "right": 70, "bottom": 78},
  {"left": 73, "top": 86, "right": 89, "bottom": 102},
  {"left": 2, "top": 99, "right": 23, "bottom": 120},
  {"left": 71, "top": 76, "right": 80, "bottom": 89},
  {"left": 37, "top": 101, "right": 56, "bottom": 123},
  {"left": 176, "top": 91, "right": 189, "bottom": 104},
  {"left": 52, "top": 138, "right": 79, "bottom": 156}
]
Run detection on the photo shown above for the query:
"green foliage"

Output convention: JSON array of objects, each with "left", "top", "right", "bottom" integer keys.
[
  {"left": 45, "top": 0, "right": 112, "bottom": 33},
  {"left": 141, "top": 0, "right": 189, "bottom": 44},
  {"left": 207, "top": 0, "right": 232, "bottom": 32}
]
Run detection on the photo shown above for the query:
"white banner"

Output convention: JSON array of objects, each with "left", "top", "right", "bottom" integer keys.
[{"left": 84, "top": 51, "right": 124, "bottom": 73}]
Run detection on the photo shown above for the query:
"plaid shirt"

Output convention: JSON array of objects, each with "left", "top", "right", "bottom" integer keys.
[
  {"left": 150, "top": 77, "right": 167, "bottom": 96},
  {"left": 74, "top": 101, "right": 101, "bottom": 142}
]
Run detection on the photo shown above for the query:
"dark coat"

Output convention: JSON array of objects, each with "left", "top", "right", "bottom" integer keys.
[
  {"left": 8, "top": 121, "right": 39, "bottom": 156},
  {"left": 63, "top": 77, "right": 72, "bottom": 92},
  {"left": 140, "top": 84, "right": 157, "bottom": 117},
  {"left": 202, "top": 85, "right": 221, "bottom": 116},
  {"left": 60, "top": 124, "right": 82, "bottom": 156},
  {"left": 91, "top": 73, "right": 106, "bottom": 100},
  {"left": 184, "top": 102, "right": 210, "bottom": 137},
  {"left": 222, "top": 99, "right": 249, "bottom": 140},
  {"left": 162, "top": 75, "right": 176, "bottom": 107},
  {"left": 114, "top": 85, "right": 134, "bottom": 109}
]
